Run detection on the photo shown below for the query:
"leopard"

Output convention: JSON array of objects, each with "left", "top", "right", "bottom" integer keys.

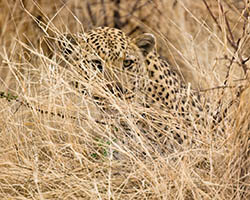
[{"left": 58, "top": 27, "right": 232, "bottom": 153}]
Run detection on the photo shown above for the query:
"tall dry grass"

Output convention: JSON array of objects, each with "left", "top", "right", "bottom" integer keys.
[{"left": 0, "top": 0, "right": 249, "bottom": 199}]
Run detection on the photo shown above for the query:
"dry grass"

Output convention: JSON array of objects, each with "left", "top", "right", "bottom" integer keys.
[{"left": 0, "top": 0, "right": 249, "bottom": 199}]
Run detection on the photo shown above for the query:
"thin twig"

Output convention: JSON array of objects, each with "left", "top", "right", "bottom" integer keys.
[
  {"left": 224, "top": 11, "right": 235, "bottom": 46},
  {"left": 202, "top": 0, "right": 221, "bottom": 31},
  {"left": 198, "top": 85, "right": 237, "bottom": 93},
  {"left": 202, "top": 0, "right": 250, "bottom": 77}
]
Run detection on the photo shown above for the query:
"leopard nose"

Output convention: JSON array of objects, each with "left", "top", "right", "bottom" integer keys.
[
  {"left": 97, "top": 64, "right": 103, "bottom": 72},
  {"left": 106, "top": 83, "right": 127, "bottom": 96},
  {"left": 92, "top": 59, "right": 103, "bottom": 72}
]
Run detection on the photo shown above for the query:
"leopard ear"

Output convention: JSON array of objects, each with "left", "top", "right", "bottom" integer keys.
[{"left": 133, "top": 33, "right": 156, "bottom": 56}]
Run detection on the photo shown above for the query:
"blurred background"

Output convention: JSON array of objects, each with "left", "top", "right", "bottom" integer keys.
[{"left": 1, "top": 0, "right": 249, "bottom": 90}]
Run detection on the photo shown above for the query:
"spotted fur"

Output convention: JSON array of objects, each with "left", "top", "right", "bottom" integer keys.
[{"left": 58, "top": 27, "right": 229, "bottom": 151}]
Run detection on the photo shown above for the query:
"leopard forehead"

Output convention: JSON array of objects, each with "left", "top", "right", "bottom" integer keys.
[{"left": 85, "top": 27, "right": 140, "bottom": 63}]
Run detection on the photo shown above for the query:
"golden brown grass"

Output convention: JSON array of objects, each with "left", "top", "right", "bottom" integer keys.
[{"left": 0, "top": 0, "right": 249, "bottom": 199}]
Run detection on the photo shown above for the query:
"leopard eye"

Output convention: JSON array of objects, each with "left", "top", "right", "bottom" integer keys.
[
  {"left": 123, "top": 59, "right": 134, "bottom": 69},
  {"left": 92, "top": 59, "right": 103, "bottom": 72}
]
